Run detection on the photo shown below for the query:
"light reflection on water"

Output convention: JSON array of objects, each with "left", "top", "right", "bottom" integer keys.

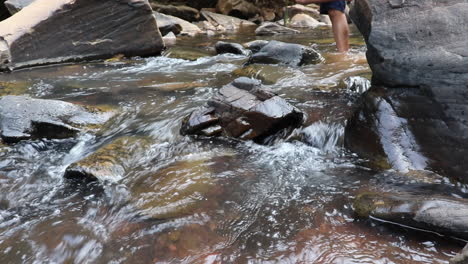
[{"left": 0, "top": 27, "right": 462, "bottom": 263}]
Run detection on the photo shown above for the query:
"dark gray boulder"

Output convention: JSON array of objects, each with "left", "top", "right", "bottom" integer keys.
[
  {"left": 181, "top": 77, "right": 304, "bottom": 144},
  {"left": 0, "top": 0, "right": 164, "bottom": 71},
  {"left": 248, "top": 40, "right": 323, "bottom": 66},
  {"left": 0, "top": 96, "right": 114, "bottom": 143},
  {"left": 350, "top": 0, "right": 468, "bottom": 87},
  {"left": 4, "top": 0, "right": 34, "bottom": 14},
  {"left": 215, "top": 41, "right": 251, "bottom": 56},
  {"left": 354, "top": 192, "right": 468, "bottom": 240}
]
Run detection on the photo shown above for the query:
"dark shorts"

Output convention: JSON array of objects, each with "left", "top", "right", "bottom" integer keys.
[{"left": 320, "top": 1, "right": 346, "bottom": 14}]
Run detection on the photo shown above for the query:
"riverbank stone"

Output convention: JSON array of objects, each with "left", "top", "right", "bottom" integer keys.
[
  {"left": 151, "top": 3, "right": 200, "bottom": 22},
  {"left": 0, "top": 96, "right": 115, "bottom": 143},
  {"left": 248, "top": 40, "right": 323, "bottom": 66},
  {"left": 181, "top": 77, "right": 304, "bottom": 144},
  {"left": 0, "top": 0, "right": 164, "bottom": 71},
  {"left": 350, "top": 0, "right": 468, "bottom": 88},
  {"left": 64, "top": 137, "right": 152, "bottom": 184},
  {"left": 354, "top": 191, "right": 468, "bottom": 240},
  {"left": 216, "top": 0, "right": 260, "bottom": 20},
  {"left": 255, "top": 22, "right": 300, "bottom": 36},
  {"left": 154, "top": 12, "right": 202, "bottom": 37},
  {"left": 201, "top": 10, "right": 256, "bottom": 31},
  {"left": 215, "top": 41, "right": 251, "bottom": 56}
]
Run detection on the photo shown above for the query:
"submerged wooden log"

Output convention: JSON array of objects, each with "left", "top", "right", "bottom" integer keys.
[
  {"left": 354, "top": 192, "right": 468, "bottom": 240},
  {"left": 0, "top": 0, "right": 164, "bottom": 71}
]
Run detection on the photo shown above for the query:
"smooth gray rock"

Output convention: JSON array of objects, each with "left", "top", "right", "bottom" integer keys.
[
  {"left": 354, "top": 192, "right": 468, "bottom": 240},
  {"left": 350, "top": 0, "right": 468, "bottom": 87},
  {"left": 0, "top": 0, "right": 164, "bottom": 71},
  {"left": 0, "top": 96, "right": 114, "bottom": 143},
  {"left": 248, "top": 40, "right": 323, "bottom": 66}
]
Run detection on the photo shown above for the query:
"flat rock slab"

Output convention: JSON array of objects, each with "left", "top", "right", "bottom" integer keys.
[
  {"left": 201, "top": 10, "right": 256, "bottom": 31},
  {"left": 154, "top": 12, "right": 202, "bottom": 37},
  {"left": 181, "top": 77, "right": 304, "bottom": 144},
  {"left": 0, "top": 0, "right": 164, "bottom": 71},
  {"left": 248, "top": 40, "right": 323, "bottom": 66},
  {"left": 0, "top": 95, "right": 114, "bottom": 143},
  {"left": 350, "top": 0, "right": 468, "bottom": 87},
  {"left": 64, "top": 137, "right": 151, "bottom": 183},
  {"left": 354, "top": 192, "right": 468, "bottom": 240},
  {"left": 255, "top": 22, "right": 300, "bottom": 36}
]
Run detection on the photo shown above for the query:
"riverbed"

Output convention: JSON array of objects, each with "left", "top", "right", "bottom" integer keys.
[{"left": 0, "top": 26, "right": 462, "bottom": 263}]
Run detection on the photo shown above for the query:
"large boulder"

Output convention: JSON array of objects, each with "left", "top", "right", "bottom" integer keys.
[
  {"left": 248, "top": 40, "right": 323, "bottom": 66},
  {"left": 0, "top": 96, "right": 115, "bottom": 143},
  {"left": 4, "top": 0, "right": 34, "bottom": 14},
  {"left": 350, "top": 0, "right": 468, "bottom": 87},
  {"left": 216, "top": 0, "right": 260, "bottom": 20},
  {"left": 0, "top": 0, "right": 164, "bottom": 71},
  {"left": 354, "top": 192, "right": 468, "bottom": 240},
  {"left": 181, "top": 77, "right": 304, "bottom": 144},
  {"left": 344, "top": 86, "right": 468, "bottom": 183}
]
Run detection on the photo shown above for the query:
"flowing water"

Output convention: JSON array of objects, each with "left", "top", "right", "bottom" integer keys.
[{"left": 0, "top": 27, "right": 463, "bottom": 263}]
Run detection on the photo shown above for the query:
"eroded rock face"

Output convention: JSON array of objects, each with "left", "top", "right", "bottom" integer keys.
[
  {"left": 248, "top": 40, "right": 323, "bottom": 66},
  {"left": 0, "top": 0, "right": 164, "bottom": 71},
  {"left": 344, "top": 86, "right": 468, "bottom": 183},
  {"left": 0, "top": 96, "right": 115, "bottom": 143},
  {"left": 350, "top": 0, "right": 468, "bottom": 87},
  {"left": 354, "top": 192, "right": 468, "bottom": 240},
  {"left": 181, "top": 77, "right": 304, "bottom": 144},
  {"left": 64, "top": 137, "right": 151, "bottom": 183}
]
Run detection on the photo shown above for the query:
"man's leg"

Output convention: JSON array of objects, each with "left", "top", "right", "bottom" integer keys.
[{"left": 328, "top": 9, "right": 349, "bottom": 52}]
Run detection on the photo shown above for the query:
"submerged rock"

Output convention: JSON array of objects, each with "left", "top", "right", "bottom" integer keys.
[
  {"left": 344, "top": 76, "right": 371, "bottom": 94},
  {"left": 255, "top": 22, "right": 300, "bottom": 36},
  {"left": 201, "top": 10, "right": 256, "bottom": 31},
  {"left": 181, "top": 77, "right": 304, "bottom": 144},
  {"left": 0, "top": 96, "right": 115, "bottom": 143},
  {"left": 248, "top": 40, "right": 323, "bottom": 66},
  {"left": 350, "top": 0, "right": 468, "bottom": 87},
  {"left": 354, "top": 192, "right": 468, "bottom": 240},
  {"left": 232, "top": 64, "right": 294, "bottom": 85},
  {"left": 130, "top": 158, "right": 218, "bottom": 219},
  {"left": 163, "top": 46, "right": 213, "bottom": 61},
  {"left": 215, "top": 41, "right": 251, "bottom": 56},
  {"left": 0, "top": 0, "right": 164, "bottom": 71},
  {"left": 64, "top": 137, "right": 152, "bottom": 183}
]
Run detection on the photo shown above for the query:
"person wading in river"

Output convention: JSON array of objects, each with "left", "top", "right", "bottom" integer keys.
[{"left": 295, "top": 0, "right": 351, "bottom": 52}]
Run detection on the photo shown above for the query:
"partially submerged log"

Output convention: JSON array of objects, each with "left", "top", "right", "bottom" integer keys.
[{"left": 0, "top": 0, "right": 164, "bottom": 71}]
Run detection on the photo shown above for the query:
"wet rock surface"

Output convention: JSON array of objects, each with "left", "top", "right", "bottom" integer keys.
[
  {"left": 350, "top": 0, "right": 468, "bottom": 87},
  {"left": 0, "top": 96, "right": 114, "bottom": 143},
  {"left": 354, "top": 192, "right": 468, "bottom": 240},
  {"left": 64, "top": 137, "right": 151, "bottom": 183},
  {"left": 201, "top": 10, "right": 256, "bottom": 31},
  {"left": 181, "top": 77, "right": 304, "bottom": 144},
  {"left": 255, "top": 22, "right": 300, "bottom": 36},
  {"left": 248, "top": 40, "right": 322, "bottom": 66},
  {"left": 0, "top": 0, "right": 164, "bottom": 71},
  {"left": 215, "top": 41, "right": 251, "bottom": 56},
  {"left": 345, "top": 86, "right": 468, "bottom": 183}
]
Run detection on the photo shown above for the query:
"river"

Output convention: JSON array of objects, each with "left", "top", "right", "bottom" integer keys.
[{"left": 0, "top": 26, "right": 461, "bottom": 263}]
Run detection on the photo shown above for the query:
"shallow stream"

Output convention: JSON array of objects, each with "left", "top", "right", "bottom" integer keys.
[{"left": 0, "top": 26, "right": 463, "bottom": 263}]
